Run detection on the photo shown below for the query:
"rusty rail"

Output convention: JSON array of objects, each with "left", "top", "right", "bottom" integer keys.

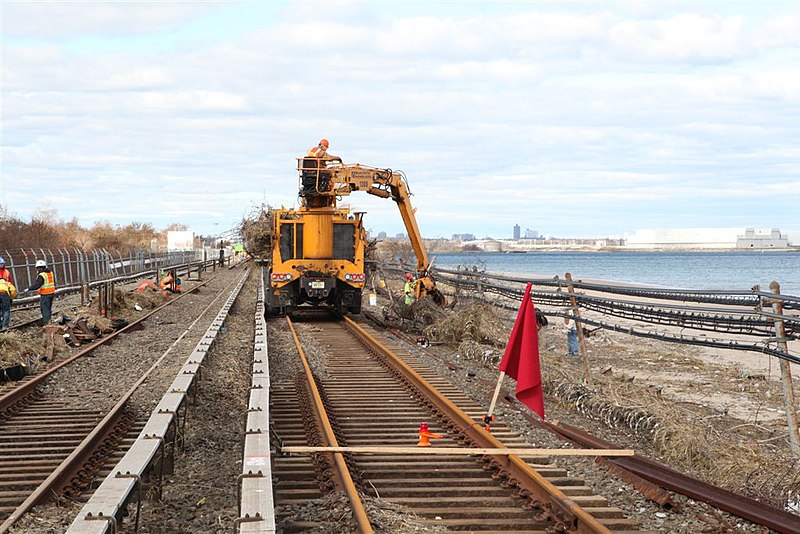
[
  {"left": 341, "top": 316, "right": 615, "bottom": 534},
  {"left": 0, "top": 276, "right": 216, "bottom": 412},
  {"left": 286, "top": 317, "right": 374, "bottom": 534},
  {"left": 547, "top": 421, "right": 800, "bottom": 534}
]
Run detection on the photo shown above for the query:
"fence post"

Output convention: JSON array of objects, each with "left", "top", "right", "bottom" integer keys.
[
  {"left": 767, "top": 281, "right": 800, "bottom": 459},
  {"left": 565, "top": 272, "right": 592, "bottom": 385}
]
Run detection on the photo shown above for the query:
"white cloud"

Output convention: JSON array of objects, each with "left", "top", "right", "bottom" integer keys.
[
  {"left": 1, "top": 3, "right": 220, "bottom": 39},
  {"left": 1, "top": 2, "right": 798, "bottom": 238},
  {"left": 609, "top": 13, "right": 747, "bottom": 62}
]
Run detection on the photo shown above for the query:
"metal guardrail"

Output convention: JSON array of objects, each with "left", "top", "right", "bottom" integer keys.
[{"left": 236, "top": 274, "right": 276, "bottom": 532}]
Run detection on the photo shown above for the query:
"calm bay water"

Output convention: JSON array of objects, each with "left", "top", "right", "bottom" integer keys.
[{"left": 431, "top": 251, "right": 800, "bottom": 296}]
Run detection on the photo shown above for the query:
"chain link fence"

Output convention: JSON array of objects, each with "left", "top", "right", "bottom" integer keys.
[{"left": 1, "top": 248, "right": 203, "bottom": 305}]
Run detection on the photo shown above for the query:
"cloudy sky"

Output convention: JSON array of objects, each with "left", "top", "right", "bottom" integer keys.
[{"left": 2, "top": 1, "right": 798, "bottom": 240}]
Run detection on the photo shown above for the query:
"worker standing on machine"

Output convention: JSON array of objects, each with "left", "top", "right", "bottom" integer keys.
[
  {"left": 303, "top": 138, "right": 341, "bottom": 194},
  {"left": 404, "top": 273, "right": 416, "bottom": 305}
]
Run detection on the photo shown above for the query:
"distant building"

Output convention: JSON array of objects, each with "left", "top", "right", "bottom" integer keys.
[
  {"left": 167, "top": 231, "right": 194, "bottom": 252},
  {"left": 524, "top": 228, "right": 539, "bottom": 239},
  {"left": 513, "top": 224, "right": 520, "bottom": 240},
  {"left": 736, "top": 228, "right": 788, "bottom": 249},
  {"left": 377, "top": 231, "right": 387, "bottom": 239},
  {"left": 626, "top": 227, "right": 789, "bottom": 250},
  {"left": 452, "top": 233, "right": 476, "bottom": 242}
]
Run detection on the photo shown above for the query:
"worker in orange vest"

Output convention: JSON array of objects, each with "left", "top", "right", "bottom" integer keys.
[
  {"left": 302, "top": 138, "right": 341, "bottom": 194},
  {"left": 0, "top": 257, "right": 13, "bottom": 286},
  {"left": 159, "top": 270, "right": 180, "bottom": 293},
  {"left": 23, "top": 259, "right": 56, "bottom": 325}
]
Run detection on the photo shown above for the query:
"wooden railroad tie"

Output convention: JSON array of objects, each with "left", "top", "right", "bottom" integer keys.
[{"left": 280, "top": 446, "right": 634, "bottom": 457}]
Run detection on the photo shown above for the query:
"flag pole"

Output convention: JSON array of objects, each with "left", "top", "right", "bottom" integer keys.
[{"left": 483, "top": 371, "right": 505, "bottom": 432}]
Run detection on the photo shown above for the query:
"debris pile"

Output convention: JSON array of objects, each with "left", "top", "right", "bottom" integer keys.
[
  {"left": 0, "top": 331, "right": 46, "bottom": 378},
  {"left": 239, "top": 204, "right": 274, "bottom": 258},
  {"left": 382, "top": 296, "right": 448, "bottom": 330},
  {"left": 424, "top": 302, "right": 509, "bottom": 347}
]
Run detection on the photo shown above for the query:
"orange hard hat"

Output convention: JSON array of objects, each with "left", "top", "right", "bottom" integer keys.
[
  {"left": 405, "top": 273, "right": 413, "bottom": 280},
  {"left": 319, "top": 138, "right": 329, "bottom": 148}
]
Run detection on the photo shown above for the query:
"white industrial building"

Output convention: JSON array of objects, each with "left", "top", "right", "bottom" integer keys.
[{"left": 625, "top": 228, "right": 790, "bottom": 250}]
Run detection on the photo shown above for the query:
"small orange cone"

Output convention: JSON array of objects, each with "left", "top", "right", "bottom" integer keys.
[{"left": 417, "top": 422, "right": 444, "bottom": 447}]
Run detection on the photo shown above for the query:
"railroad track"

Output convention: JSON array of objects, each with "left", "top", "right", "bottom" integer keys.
[
  {"left": 0, "top": 269, "right": 245, "bottom": 532},
  {"left": 272, "top": 314, "right": 647, "bottom": 533}
]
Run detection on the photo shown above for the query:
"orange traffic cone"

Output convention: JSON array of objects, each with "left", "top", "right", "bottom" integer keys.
[{"left": 417, "top": 422, "right": 444, "bottom": 447}]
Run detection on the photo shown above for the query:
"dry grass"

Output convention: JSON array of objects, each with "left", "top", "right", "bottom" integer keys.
[
  {"left": 424, "top": 302, "right": 509, "bottom": 347},
  {"left": 540, "top": 352, "right": 799, "bottom": 507},
  {"left": 0, "top": 331, "right": 46, "bottom": 368}
]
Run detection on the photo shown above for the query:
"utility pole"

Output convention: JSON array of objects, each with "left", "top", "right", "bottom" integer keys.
[{"left": 767, "top": 281, "right": 800, "bottom": 459}]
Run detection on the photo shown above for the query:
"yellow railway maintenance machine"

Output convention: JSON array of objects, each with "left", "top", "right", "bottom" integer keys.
[{"left": 264, "top": 157, "right": 444, "bottom": 316}]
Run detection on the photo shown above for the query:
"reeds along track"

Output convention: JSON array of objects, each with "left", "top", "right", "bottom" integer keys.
[
  {"left": 275, "top": 315, "right": 648, "bottom": 533},
  {"left": 0, "top": 271, "right": 236, "bottom": 532}
]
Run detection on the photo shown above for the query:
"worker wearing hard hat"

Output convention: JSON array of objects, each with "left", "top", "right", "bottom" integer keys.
[
  {"left": 302, "top": 138, "right": 342, "bottom": 195},
  {"left": 305, "top": 138, "right": 341, "bottom": 162},
  {"left": 404, "top": 273, "right": 416, "bottom": 305},
  {"left": 23, "top": 259, "right": 56, "bottom": 325},
  {"left": 0, "top": 257, "right": 13, "bottom": 286}
]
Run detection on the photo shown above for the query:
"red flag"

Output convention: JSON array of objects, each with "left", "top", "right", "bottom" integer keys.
[{"left": 499, "top": 283, "right": 544, "bottom": 419}]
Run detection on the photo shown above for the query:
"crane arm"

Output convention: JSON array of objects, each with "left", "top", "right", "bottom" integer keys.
[
  {"left": 322, "top": 163, "right": 445, "bottom": 305},
  {"left": 326, "top": 164, "right": 430, "bottom": 275}
]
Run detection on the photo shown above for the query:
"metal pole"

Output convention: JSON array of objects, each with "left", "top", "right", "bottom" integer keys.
[
  {"left": 768, "top": 281, "right": 800, "bottom": 459},
  {"left": 565, "top": 273, "right": 591, "bottom": 385}
]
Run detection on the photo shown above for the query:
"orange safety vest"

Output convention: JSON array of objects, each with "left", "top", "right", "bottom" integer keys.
[
  {"left": 0, "top": 268, "right": 12, "bottom": 284},
  {"left": 306, "top": 145, "right": 326, "bottom": 158},
  {"left": 38, "top": 271, "right": 55, "bottom": 295},
  {"left": 159, "top": 275, "right": 173, "bottom": 289}
]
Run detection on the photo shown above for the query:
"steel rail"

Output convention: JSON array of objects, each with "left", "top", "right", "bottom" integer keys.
[
  {"left": 285, "top": 317, "right": 374, "bottom": 534},
  {"left": 341, "top": 316, "right": 614, "bottom": 534},
  {"left": 0, "top": 270, "right": 236, "bottom": 533},
  {"left": 66, "top": 269, "right": 248, "bottom": 534},
  {"left": 0, "top": 275, "right": 216, "bottom": 412},
  {"left": 545, "top": 421, "right": 800, "bottom": 534}
]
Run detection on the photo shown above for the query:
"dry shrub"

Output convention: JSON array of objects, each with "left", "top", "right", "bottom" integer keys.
[
  {"left": 382, "top": 296, "right": 448, "bottom": 331},
  {"left": 425, "top": 302, "right": 509, "bottom": 347},
  {"left": 113, "top": 288, "right": 131, "bottom": 309},
  {"left": 83, "top": 313, "right": 114, "bottom": 334},
  {"left": 0, "top": 331, "right": 45, "bottom": 368},
  {"left": 131, "top": 288, "right": 166, "bottom": 309}
]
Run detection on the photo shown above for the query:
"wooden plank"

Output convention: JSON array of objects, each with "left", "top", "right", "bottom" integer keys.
[{"left": 280, "top": 445, "right": 634, "bottom": 457}]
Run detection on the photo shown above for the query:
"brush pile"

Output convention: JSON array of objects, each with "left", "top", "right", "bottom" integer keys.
[
  {"left": 0, "top": 331, "right": 46, "bottom": 370},
  {"left": 239, "top": 204, "right": 274, "bottom": 259},
  {"left": 425, "top": 303, "right": 509, "bottom": 347}
]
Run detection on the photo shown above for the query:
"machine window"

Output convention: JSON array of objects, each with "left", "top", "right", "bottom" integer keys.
[{"left": 333, "top": 224, "right": 355, "bottom": 261}]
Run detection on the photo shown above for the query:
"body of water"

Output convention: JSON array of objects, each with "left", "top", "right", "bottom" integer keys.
[{"left": 431, "top": 251, "right": 800, "bottom": 296}]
